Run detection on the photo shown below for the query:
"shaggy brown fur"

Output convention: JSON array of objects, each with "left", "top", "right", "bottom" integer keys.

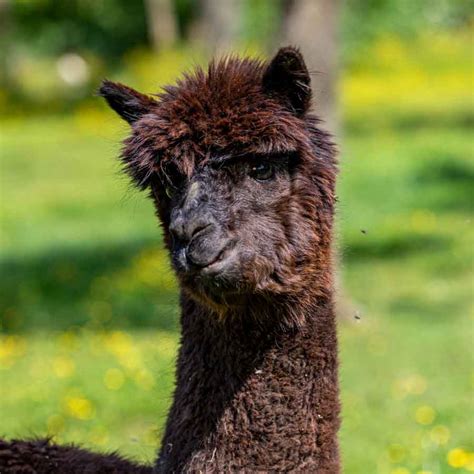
[
  {"left": 0, "top": 47, "right": 340, "bottom": 473},
  {"left": 0, "top": 438, "right": 152, "bottom": 473}
]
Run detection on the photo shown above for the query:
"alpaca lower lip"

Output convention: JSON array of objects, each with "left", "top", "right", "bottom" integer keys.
[{"left": 199, "top": 244, "right": 236, "bottom": 274}]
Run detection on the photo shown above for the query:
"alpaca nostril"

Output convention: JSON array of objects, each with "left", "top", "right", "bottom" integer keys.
[
  {"left": 169, "top": 212, "right": 215, "bottom": 244},
  {"left": 169, "top": 214, "right": 185, "bottom": 242}
]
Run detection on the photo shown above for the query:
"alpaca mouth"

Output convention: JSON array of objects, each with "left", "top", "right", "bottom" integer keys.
[
  {"left": 200, "top": 244, "right": 234, "bottom": 272},
  {"left": 184, "top": 243, "right": 243, "bottom": 298}
]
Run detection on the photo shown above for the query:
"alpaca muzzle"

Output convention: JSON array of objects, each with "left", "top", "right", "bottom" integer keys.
[{"left": 169, "top": 207, "right": 230, "bottom": 273}]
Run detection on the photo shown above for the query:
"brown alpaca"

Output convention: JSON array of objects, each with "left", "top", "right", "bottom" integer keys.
[{"left": 0, "top": 47, "right": 340, "bottom": 473}]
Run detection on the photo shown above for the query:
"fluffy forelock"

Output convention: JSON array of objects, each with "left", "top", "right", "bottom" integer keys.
[{"left": 123, "top": 56, "right": 317, "bottom": 184}]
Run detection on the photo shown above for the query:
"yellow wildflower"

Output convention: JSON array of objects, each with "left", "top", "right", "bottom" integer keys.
[
  {"left": 447, "top": 448, "right": 469, "bottom": 468},
  {"left": 429, "top": 425, "right": 450, "bottom": 445},
  {"left": 66, "top": 397, "right": 94, "bottom": 420},
  {"left": 388, "top": 444, "right": 406, "bottom": 463},
  {"left": 466, "top": 452, "right": 474, "bottom": 471},
  {"left": 415, "top": 405, "right": 436, "bottom": 425}
]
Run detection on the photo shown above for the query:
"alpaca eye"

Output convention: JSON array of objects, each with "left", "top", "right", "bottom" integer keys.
[
  {"left": 249, "top": 162, "right": 274, "bottom": 181},
  {"left": 165, "top": 186, "right": 175, "bottom": 199}
]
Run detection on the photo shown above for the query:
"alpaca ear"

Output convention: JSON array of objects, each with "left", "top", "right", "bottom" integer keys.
[
  {"left": 98, "top": 80, "right": 157, "bottom": 124},
  {"left": 262, "top": 47, "right": 311, "bottom": 115}
]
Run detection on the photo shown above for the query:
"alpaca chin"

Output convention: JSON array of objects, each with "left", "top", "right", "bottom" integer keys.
[{"left": 182, "top": 286, "right": 245, "bottom": 317}]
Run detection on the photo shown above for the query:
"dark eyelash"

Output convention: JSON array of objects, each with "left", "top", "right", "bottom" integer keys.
[{"left": 160, "top": 163, "right": 184, "bottom": 188}]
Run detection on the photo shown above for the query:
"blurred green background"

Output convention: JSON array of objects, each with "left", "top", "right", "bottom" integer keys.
[{"left": 0, "top": 1, "right": 472, "bottom": 473}]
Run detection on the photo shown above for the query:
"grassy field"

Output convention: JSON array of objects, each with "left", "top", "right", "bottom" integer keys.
[{"left": 1, "top": 33, "right": 473, "bottom": 473}]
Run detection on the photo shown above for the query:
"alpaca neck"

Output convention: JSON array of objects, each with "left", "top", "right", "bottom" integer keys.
[{"left": 157, "top": 293, "right": 340, "bottom": 473}]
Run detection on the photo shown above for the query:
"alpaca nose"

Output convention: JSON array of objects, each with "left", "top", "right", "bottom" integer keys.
[
  {"left": 169, "top": 211, "right": 227, "bottom": 269},
  {"left": 169, "top": 209, "right": 213, "bottom": 244}
]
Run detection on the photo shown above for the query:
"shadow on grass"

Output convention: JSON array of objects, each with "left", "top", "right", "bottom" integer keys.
[
  {"left": 0, "top": 239, "right": 180, "bottom": 333},
  {"left": 414, "top": 154, "right": 474, "bottom": 212},
  {"left": 389, "top": 295, "right": 465, "bottom": 322},
  {"left": 2, "top": 231, "right": 453, "bottom": 332},
  {"left": 416, "top": 155, "right": 474, "bottom": 184},
  {"left": 344, "top": 232, "right": 451, "bottom": 261},
  {"left": 345, "top": 109, "right": 474, "bottom": 134}
]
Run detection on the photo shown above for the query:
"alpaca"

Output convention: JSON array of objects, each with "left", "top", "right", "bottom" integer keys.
[{"left": 0, "top": 47, "right": 340, "bottom": 473}]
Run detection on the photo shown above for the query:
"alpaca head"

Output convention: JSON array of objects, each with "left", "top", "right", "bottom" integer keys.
[{"left": 100, "top": 48, "right": 337, "bottom": 314}]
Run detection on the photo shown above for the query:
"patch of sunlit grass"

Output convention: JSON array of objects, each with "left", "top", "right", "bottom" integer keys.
[
  {"left": 0, "top": 330, "right": 177, "bottom": 461},
  {"left": 342, "top": 29, "right": 473, "bottom": 127}
]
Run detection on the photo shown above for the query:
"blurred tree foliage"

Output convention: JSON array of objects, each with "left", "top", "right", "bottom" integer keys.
[
  {"left": 1, "top": 0, "right": 471, "bottom": 114},
  {"left": 8, "top": 0, "right": 149, "bottom": 62},
  {"left": 7, "top": 0, "right": 471, "bottom": 62}
]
